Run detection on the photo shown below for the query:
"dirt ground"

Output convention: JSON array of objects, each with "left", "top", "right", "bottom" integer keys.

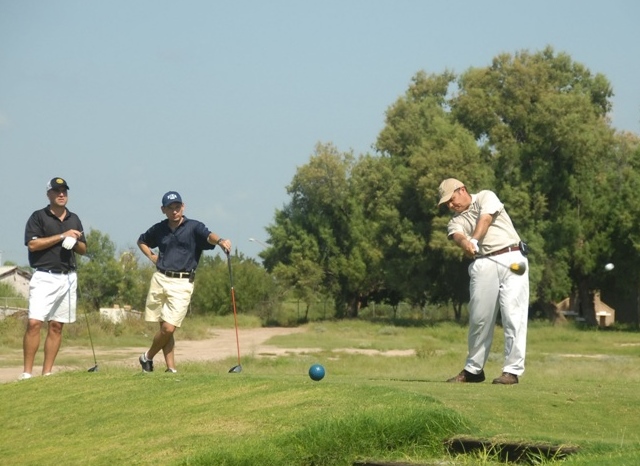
[
  {"left": 0, "top": 327, "right": 309, "bottom": 384},
  {"left": 1, "top": 326, "right": 415, "bottom": 384}
]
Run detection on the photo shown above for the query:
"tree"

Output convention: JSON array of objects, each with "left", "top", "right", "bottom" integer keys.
[
  {"left": 451, "top": 46, "right": 620, "bottom": 322},
  {"left": 116, "top": 249, "right": 154, "bottom": 312},
  {"left": 600, "top": 131, "right": 640, "bottom": 326},
  {"left": 190, "top": 253, "right": 280, "bottom": 318},
  {"left": 264, "top": 143, "right": 391, "bottom": 318},
  {"left": 261, "top": 47, "right": 639, "bottom": 325},
  {"left": 77, "top": 229, "right": 123, "bottom": 311},
  {"left": 375, "top": 70, "right": 492, "bottom": 317},
  {"left": 346, "top": 154, "right": 402, "bottom": 312},
  {"left": 263, "top": 206, "right": 326, "bottom": 316}
]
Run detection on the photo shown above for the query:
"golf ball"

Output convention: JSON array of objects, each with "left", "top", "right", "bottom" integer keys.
[
  {"left": 308, "top": 364, "right": 325, "bottom": 381},
  {"left": 604, "top": 263, "right": 615, "bottom": 271}
]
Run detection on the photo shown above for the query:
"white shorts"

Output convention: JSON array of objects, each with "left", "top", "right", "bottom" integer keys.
[
  {"left": 28, "top": 271, "right": 78, "bottom": 323},
  {"left": 144, "top": 272, "right": 194, "bottom": 327}
]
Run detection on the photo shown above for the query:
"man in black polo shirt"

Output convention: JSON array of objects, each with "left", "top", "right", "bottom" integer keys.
[
  {"left": 137, "top": 191, "right": 231, "bottom": 373},
  {"left": 22, "top": 177, "right": 87, "bottom": 380}
]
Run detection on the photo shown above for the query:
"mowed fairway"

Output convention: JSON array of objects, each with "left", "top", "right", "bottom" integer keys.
[{"left": 1, "top": 320, "right": 639, "bottom": 465}]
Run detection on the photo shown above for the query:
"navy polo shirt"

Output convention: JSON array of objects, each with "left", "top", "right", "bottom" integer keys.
[
  {"left": 138, "top": 216, "right": 216, "bottom": 272},
  {"left": 24, "top": 207, "right": 86, "bottom": 271}
]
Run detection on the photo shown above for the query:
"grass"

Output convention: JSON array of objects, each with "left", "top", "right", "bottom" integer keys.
[{"left": 1, "top": 317, "right": 639, "bottom": 465}]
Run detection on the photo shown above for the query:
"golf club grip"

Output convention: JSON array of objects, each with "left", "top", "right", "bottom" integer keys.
[{"left": 226, "top": 253, "right": 234, "bottom": 288}]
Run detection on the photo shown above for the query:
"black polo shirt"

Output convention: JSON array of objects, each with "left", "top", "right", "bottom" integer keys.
[
  {"left": 138, "top": 216, "right": 216, "bottom": 272},
  {"left": 24, "top": 207, "right": 86, "bottom": 271}
]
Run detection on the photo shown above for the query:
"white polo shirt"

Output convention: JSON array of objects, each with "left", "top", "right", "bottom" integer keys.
[{"left": 447, "top": 190, "right": 520, "bottom": 255}]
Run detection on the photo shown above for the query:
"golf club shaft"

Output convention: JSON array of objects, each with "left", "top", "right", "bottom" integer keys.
[
  {"left": 84, "top": 307, "right": 98, "bottom": 365},
  {"left": 482, "top": 255, "right": 511, "bottom": 269},
  {"left": 227, "top": 254, "right": 241, "bottom": 367},
  {"left": 78, "top": 285, "right": 98, "bottom": 371},
  {"left": 478, "top": 255, "right": 526, "bottom": 275},
  {"left": 231, "top": 288, "right": 240, "bottom": 366}
]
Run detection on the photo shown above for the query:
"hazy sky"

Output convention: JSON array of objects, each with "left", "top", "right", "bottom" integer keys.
[{"left": 1, "top": 1, "right": 638, "bottom": 266}]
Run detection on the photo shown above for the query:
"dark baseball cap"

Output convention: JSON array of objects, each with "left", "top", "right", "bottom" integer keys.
[
  {"left": 162, "top": 191, "right": 183, "bottom": 207},
  {"left": 46, "top": 177, "right": 70, "bottom": 191}
]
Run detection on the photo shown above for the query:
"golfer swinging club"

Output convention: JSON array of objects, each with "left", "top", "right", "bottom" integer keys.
[
  {"left": 438, "top": 178, "right": 529, "bottom": 385},
  {"left": 137, "top": 191, "right": 231, "bottom": 373}
]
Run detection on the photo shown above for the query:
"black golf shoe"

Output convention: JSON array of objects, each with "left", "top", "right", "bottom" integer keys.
[{"left": 139, "top": 353, "right": 154, "bottom": 372}]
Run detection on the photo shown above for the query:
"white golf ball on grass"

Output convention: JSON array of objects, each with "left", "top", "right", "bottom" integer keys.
[{"left": 604, "top": 263, "right": 614, "bottom": 271}]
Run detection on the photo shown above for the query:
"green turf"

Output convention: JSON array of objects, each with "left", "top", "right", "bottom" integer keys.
[{"left": 1, "top": 319, "right": 639, "bottom": 465}]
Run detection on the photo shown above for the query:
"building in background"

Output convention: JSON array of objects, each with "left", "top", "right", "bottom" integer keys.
[{"left": 0, "top": 266, "right": 31, "bottom": 299}]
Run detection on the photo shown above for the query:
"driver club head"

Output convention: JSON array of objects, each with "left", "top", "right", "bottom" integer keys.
[
  {"left": 480, "top": 255, "right": 527, "bottom": 276},
  {"left": 510, "top": 262, "right": 527, "bottom": 275},
  {"left": 228, "top": 365, "right": 242, "bottom": 373},
  {"left": 88, "top": 365, "right": 98, "bottom": 372}
]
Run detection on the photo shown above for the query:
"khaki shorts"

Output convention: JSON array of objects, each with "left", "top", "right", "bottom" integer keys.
[
  {"left": 28, "top": 271, "right": 77, "bottom": 323},
  {"left": 144, "top": 272, "right": 194, "bottom": 327}
]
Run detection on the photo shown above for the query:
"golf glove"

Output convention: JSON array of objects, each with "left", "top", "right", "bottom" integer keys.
[
  {"left": 62, "top": 236, "right": 77, "bottom": 250},
  {"left": 470, "top": 238, "right": 479, "bottom": 253}
]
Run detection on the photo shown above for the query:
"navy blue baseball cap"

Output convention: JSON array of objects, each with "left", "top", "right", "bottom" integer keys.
[{"left": 162, "top": 191, "right": 183, "bottom": 207}]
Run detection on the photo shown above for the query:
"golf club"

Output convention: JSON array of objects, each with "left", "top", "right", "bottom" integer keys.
[
  {"left": 226, "top": 252, "right": 242, "bottom": 373},
  {"left": 83, "top": 306, "right": 99, "bottom": 372},
  {"left": 77, "top": 284, "right": 98, "bottom": 372},
  {"left": 478, "top": 255, "right": 527, "bottom": 275}
]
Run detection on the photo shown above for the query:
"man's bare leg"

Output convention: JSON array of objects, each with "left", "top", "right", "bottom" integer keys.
[
  {"left": 23, "top": 319, "right": 43, "bottom": 375},
  {"left": 147, "top": 321, "right": 176, "bottom": 362},
  {"left": 162, "top": 333, "right": 176, "bottom": 370},
  {"left": 42, "top": 321, "right": 64, "bottom": 374}
]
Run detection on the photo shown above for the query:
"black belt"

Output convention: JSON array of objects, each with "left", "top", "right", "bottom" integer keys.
[
  {"left": 487, "top": 245, "right": 520, "bottom": 256},
  {"left": 157, "top": 269, "right": 192, "bottom": 279},
  {"left": 36, "top": 268, "right": 74, "bottom": 275}
]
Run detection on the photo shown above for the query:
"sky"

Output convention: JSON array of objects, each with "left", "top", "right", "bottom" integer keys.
[{"left": 1, "top": 1, "right": 639, "bottom": 267}]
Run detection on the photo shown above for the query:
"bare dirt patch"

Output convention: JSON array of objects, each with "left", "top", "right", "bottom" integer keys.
[
  {"left": 0, "top": 327, "right": 307, "bottom": 384},
  {"left": 333, "top": 348, "right": 415, "bottom": 357},
  {"left": 1, "top": 326, "right": 416, "bottom": 384}
]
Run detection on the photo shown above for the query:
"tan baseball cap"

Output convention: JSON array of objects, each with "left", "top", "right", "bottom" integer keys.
[{"left": 437, "top": 178, "right": 464, "bottom": 206}]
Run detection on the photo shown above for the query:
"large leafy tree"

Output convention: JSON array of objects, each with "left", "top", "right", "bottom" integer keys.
[
  {"left": 375, "top": 70, "right": 493, "bottom": 318},
  {"left": 451, "top": 46, "right": 619, "bottom": 322},
  {"left": 601, "top": 132, "right": 640, "bottom": 326},
  {"left": 263, "top": 205, "right": 326, "bottom": 316},
  {"left": 264, "top": 143, "right": 390, "bottom": 317},
  {"left": 263, "top": 47, "right": 639, "bottom": 325},
  {"left": 346, "top": 154, "right": 403, "bottom": 310}
]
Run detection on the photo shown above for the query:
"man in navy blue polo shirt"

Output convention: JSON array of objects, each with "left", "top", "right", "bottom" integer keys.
[
  {"left": 137, "top": 191, "right": 232, "bottom": 373},
  {"left": 21, "top": 177, "right": 87, "bottom": 380}
]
